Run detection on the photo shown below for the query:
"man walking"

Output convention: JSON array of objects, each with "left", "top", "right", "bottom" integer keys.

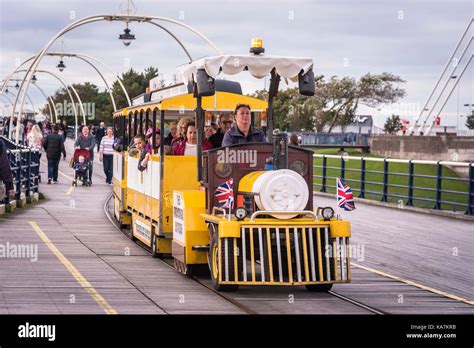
[
  {"left": 95, "top": 122, "right": 106, "bottom": 153},
  {"left": 43, "top": 125, "right": 66, "bottom": 184}
]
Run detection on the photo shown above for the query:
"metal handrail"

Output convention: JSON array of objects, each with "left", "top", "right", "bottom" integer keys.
[
  {"left": 313, "top": 154, "right": 474, "bottom": 167},
  {"left": 250, "top": 210, "right": 318, "bottom": 221},
  {"left": 1, "top": 136, "right": 40, "bottom": 205},
  {"left": 313, "top": 153, "right": 474, "bottom": 215}
]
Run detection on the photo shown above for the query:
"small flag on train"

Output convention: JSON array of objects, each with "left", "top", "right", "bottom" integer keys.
[
  {"left": 215, "top": 178, "right": 234, "bottom": 209},
  {"left": 337, "top": 178, "right": 355, "bottom": 211}
]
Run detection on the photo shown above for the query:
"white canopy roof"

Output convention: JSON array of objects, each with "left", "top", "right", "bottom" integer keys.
[{"left": 180, "top": 55, "right": 314, "bottom": 84}]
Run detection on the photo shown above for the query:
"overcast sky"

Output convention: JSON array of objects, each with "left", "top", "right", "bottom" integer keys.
[{"left": 0, "top": 0, "right": 472, "bottom": 128}]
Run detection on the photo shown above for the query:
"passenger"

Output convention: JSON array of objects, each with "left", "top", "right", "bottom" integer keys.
[
  {"left": 133, "top": 134, "right": 150, "bottom": 172},
  {"left": 172, "top": 122, "right": 212, "bottom": 156},
  {"left": 163, "top": 121, "right": 177, "bottom": 146},
  {"left": 211, "top": 121, "right": 219, "bottom": 132},
  {"left": 222, "top": 104, "right": 265, "bottom": 146},
  {"left": 204, "top": 126, "right": 215, "bottom": 141},
  {"left": 209, "top": 113, "right": 233, "bottom": 148},
  {"left": 99, "top": 127, "right": 114, "bottom": 185},
  {"left": 74, "top": 126, "right": 95, "bottom": 182},
  {"left": 289, "top": 133, "right": 300, "bottom": 146},
  {"left": 171, "top": 117, "right": 192, "bottom": 151}
]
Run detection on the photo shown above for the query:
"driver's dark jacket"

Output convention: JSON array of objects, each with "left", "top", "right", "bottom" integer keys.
[{"left": 221, "top": 125, "right": 266, "bottom": 147}]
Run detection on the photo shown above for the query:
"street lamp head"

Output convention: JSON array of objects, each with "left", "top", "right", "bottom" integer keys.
[
  {"left": 57, "top": 59, "right": 66, "bottom": 72},
  {"left": 119, "top": 27, "right": 135, "bottom": 47}
]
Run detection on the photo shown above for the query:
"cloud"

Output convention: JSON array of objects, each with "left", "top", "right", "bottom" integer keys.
[{"left": 0, "top": 0, "right": 472, "bottom": 127}]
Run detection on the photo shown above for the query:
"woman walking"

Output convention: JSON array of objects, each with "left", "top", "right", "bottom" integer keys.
[{"left": 99, "top": 127, "right": 115, "bottom": 185}]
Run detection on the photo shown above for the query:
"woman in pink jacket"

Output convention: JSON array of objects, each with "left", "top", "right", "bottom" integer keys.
[{"left": 172, "top": 122, "right": 212, "bottom": 156}]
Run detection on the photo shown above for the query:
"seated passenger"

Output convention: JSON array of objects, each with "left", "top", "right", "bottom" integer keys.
[
  {"left": 209, "top": 113, "right": 233, "bottom": 148},
  {"left": 221, "top": 104, "right": 266, "bottom": 147},
  {"left": 171, "top": 116, "right": 192, "bottom": 151},
  {"left": 131, "top": 134, "right": 150, "bottom": 171},
  {"left": 172, "top": 122, "right": 212, "bottom": 156},
  {"left": 145, "top": 127, "right": 171, "bottom": 155}
]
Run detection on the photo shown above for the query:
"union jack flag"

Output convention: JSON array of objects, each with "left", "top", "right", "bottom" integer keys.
[
  {"left": 337, "top": 178, "right": 355, "bottom": 211},
  {"left": 215, "top": 178, "right": 234, "bottom": 209}
]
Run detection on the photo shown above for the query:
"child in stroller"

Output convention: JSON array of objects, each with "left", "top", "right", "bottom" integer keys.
[{"left": 72, "top": 148, "right": 91, "bottom": 186}]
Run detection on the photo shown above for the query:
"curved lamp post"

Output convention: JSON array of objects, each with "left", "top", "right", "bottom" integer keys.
[
  {"left": 10, "top": 13, "right": 222, "bottom": 143},
  {"left": 14, "top": 69, "right": 86, "bottom": 140}
]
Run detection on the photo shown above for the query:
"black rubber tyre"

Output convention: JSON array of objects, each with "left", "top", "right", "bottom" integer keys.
[
  {"left": 208, "top": 223, "right": 239, "bottom": 292},
  {"left": 150, "top": 230, "right": 158, "bottom": 258},
  {"left": 305, "top": 283, "right": 333, "bottom": 292}
]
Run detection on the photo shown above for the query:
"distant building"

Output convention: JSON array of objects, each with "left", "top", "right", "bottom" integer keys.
[{"left": 322, "top": 115, "right": 373, "bottom": 134}]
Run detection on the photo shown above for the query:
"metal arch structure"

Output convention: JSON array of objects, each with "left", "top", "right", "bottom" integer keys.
[
  {"left": 408, "top": 18, "right": 473, "bottom": 135},
  {"left": 1, "top": 52, "right": 122, "bottom": 112},
  {"left": 1, "top": 85, "right": 57, "bottom": 123},
  {"left": 418, "top": 37, "right": 473, "bottom": 135},
  {"left": 425, "top": 54, "right": 473, "bottom": 136},
  {"left": 10, "top": 13, "right": 222, "bottom": 143},
  {"left": 31, "top": 83, "right": 59, "bottom": 123},
  {"left": 13, "top": 69, "right": 84, "bottom": 140},
  {"left": 2, "top": 88, "right": 37, "bottom": 117}
]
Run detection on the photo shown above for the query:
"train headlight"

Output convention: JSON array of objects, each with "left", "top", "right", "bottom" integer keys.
[
  {"left": 319, "top": 207, "right": 335, "bottom": 221},
  {"left": 235, "top": 207, "right": 248, "bottom": 221}
]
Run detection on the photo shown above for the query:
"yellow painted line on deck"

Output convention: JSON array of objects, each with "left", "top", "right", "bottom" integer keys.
[
  {"left": 352, "top": 262, "right": 474, "bottom": 306},
  {"left": 65, "top": 186, "right": 75, "bottom": 196},
  {"left": 28, "top": 221, "right": 118, "bottom": 314},
  {"left": 41, "top": 160, "right": 74, "bottom": 181}
]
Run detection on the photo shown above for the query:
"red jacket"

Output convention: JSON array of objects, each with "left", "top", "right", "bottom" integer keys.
[{"left": 173, "top": 139, "right": 212, "bottom": 155}]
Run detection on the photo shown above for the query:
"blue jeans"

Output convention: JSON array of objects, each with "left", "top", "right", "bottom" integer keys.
[
  {"left": 103, "top": 154, "right": 113, "bottom": 184},
  {"left": 47, "top": 159, "right": 59, "bottom": 181}
]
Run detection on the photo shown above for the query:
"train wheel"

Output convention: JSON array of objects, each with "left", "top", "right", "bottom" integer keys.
[
  {"left": 305, "top": 284, "right": 333, "bottom": 292},
  {"left": 208, "top": 223, "right": 239, "bottom": 292},
  {"left": 151, "top": 230, "right": 158, "bottom": 258}
]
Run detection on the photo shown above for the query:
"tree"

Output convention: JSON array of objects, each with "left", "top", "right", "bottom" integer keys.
[
  {"left": 250, "top": 73, "right": 406, "bottom": 133},
  {"left": 384, "top": 114, "right": 403, "bottom": 134},
  {"left": 41, "top": 67, "right": 159, "bottom": 126},
  {"left": 466, "top": 114, "right": 474, "bottom": 130},
  {"left": 111, "top": 66, "right": 158, "bottom": 110}
]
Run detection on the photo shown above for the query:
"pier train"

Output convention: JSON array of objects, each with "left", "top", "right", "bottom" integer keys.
[{"left": 112, "top": 46, "right": 352, "bottom": 291}]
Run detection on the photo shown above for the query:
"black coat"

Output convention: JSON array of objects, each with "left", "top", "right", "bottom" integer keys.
[
  {"left": 0, "top": 139, "right": 13, "bottom": 191},
  {"left": 209, "top": 129, "right": 225, "bottom": 148},
  {"left": 43, "top": 133, "right": 66, "bottom": 160}
]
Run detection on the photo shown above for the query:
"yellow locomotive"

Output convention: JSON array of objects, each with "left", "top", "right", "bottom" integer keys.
[{"left": 112, "top": 45, "right": 351, "bottom": 292}]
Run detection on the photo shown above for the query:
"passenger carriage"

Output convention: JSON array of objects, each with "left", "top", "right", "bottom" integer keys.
[{"left": 113, "top": 42, "right": 352, "bottom": 292}]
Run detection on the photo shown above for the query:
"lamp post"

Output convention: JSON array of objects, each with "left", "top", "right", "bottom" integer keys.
[
  {"left": 450, "top": 75, "right": 460, "bottom": 133},
  {"left": 56, "top": 59, "right": 66, "bottom": 72},
  {"left": 119, "top": 25, "right": 135, "bottom": 46}
]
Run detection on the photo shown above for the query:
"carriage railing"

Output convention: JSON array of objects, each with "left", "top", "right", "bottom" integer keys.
[
  {"left": 313, "top": 154, "right": 474, "bottom": 215},
  {"left": 1, "top": 136, "right": 40, "bottom": 206}
]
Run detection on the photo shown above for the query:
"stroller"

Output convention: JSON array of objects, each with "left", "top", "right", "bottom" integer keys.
[{"left": 72, "top": 148, "right": 91, "bottom": 187}]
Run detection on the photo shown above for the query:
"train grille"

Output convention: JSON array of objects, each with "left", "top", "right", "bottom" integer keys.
[{"left": 219, "top": 225, "right": 350, "bottom": 285}]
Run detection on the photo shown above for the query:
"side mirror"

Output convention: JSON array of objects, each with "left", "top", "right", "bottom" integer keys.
[
  {"left": 195, "top": 69, "right": 215, "bottom": 97},
  {"left": 298, "top": 69, "right": 315, "bottom": 96}
]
